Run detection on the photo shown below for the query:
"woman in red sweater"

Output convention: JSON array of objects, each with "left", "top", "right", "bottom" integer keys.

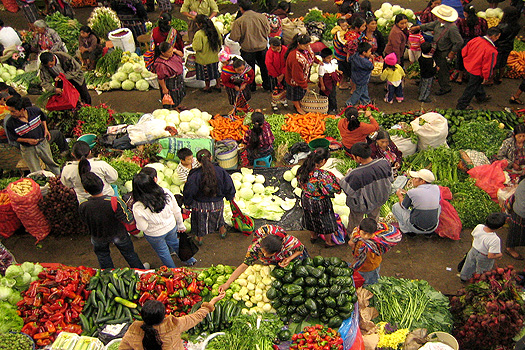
[
  {"left": 265, "top": 37, "right": 288, "bottom": 112},
  {"left": 337, "top": 107, "right": 379, "bottom": 155}
]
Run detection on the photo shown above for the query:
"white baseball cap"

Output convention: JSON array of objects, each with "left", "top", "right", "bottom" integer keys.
[{"left": 409, "top": 169, "right": 436, "bottom": 183}]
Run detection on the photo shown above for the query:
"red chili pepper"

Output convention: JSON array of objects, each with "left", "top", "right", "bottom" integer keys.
[
  {"left": 63, "top": 324, "right": 82, "bottom": 334},
  {"left": 33, "top": 295, "right": 42, "bottom": 307},
  {"left": 42, "top": 305, "right": 54, "bottom": 314},
  {"left": 166, "top": 279, "right": 174, "bottom": 294},
  {"left": 139, "top": 292, "right": 152, "bottom": 304},
  {"left": 45, "top": 320, "right": 56, "bottom": 333},
  {"left": 64, "top": 310, "right": 72, "bottom": 324},
  {"left": 33, "top": 332, "right": 50, "bottom": 340},
  {"left": 49, "top": 313, "right": 64, "bottom": 322},
  {"left": 187, "top": 280, "right": 198, "bottom": 294},
  {"left": 72, "top": 295, "right": 82, "bottom": 305},
  {"left": 156, "top": 291, "right": 168, "bottom": 303},
  {"left": 21, "top": 322, "right": 38, "bottom": 337}
]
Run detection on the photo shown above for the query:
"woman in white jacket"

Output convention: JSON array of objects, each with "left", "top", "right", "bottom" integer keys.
[{"left": 132, "top": 172, "right": 196, "bottom": 268}]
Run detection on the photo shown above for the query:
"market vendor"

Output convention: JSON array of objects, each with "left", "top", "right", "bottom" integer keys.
[
  {"left": 338, "top": 107, "right": 379, "bottom": 155},
  {"left": 370, "top": 130, "right": 403, "bottom": 176},
  {"left": 239, "top": 112, "right": 274, "bottom": 167},
  {"left": 218, "top": 225, "right": 307, "bottom": 292},
  {"left": 119, "top": 293, "right": 225, "bottom": 350},
  {"left": 78, "top": 26, "right": 102, "bottom": 71},
  {"left": 496, "top": 124, "right": 525, "bottom": 180},
  {"left": 31, "top": 20, "right": 67, "bottom": 53},
  {"left": 392, "top": 169, "right": 441, "bottom": 236}
]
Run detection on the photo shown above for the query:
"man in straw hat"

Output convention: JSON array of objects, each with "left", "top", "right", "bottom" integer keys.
[
  {"left": 411, "top": 5, "right": 463, "bottom": 96},
  {"left": 392, "top": 169, "right": 441, "bottom": 236}
]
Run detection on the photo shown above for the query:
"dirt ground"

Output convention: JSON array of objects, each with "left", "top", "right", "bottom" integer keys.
[{"left": 1, "top": 0, "right": 525, "bottom": 296}]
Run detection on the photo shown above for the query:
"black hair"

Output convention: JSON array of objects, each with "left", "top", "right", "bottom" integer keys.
[
  {"left": 463, "top": 4, "right": 478, "bottom": 29},
  {"left": 383, "top": 62, "right": 396, "bottom": 70},
  {"left": 350, "top": 142, "right": 372, "bottom": 159},
  {"left": 174, "top": 194, "right": 184, "bottom": 208},
  {"left": 486, "top": 27, "right": 501, "bottom": 37},
  {"left": 514, "top": 124, "right": 525, "bottom": 136},
  {"left": 177, "top": 147, "right": 193, "bottom": 160},
  {"left": 357, "top": 42, "right": 371, "bottom": 54},
  {"left": 344, "top": 107, "right": 360, "bottom": 131},
  {"left": 80, "top": 25, "right": 100, "bottom": 44},
  {"left": 158, "top": 13, "right": 172, "bottom": 33},
  {"left": 297, "top": 147, "right": 330, "bottom": 185},
  {"left": 366, "top": 16, "right": 377, "bottom": 24},
  {"left": 276, "top": 1, "right": 290, "bottom": 12},
  {"left": 360, "top": 0, "right": 372, "bottom": 13},
  {"left": 0, "top": 19, "right": 4, "bottom": 27},
  {"left": 80, "top": 172, "right": 104, "bottom": 196},
  {"left": 351, "top": 16, "right": 366, "bottom": 30},
  {"left": 320, "top": 47, "right": 333, "bottom": 59},
  {"left": 501, "top": 6, "right": 520, "bottom": 25},
  {"left": 375, "top": 130, "right": 390, "bottom": 142},
  {"left": 232, "top": 57, "right": 246, "bottom": 69},
  {"left": 195, "top": 14, "right": 221, "bottom": 52},
  {"left": 40, "top": 51, "right": 55, "bottom": 65},
  {"left": 5, "top": 95, "right": 31, "bottom": 110},
  {"left": 285, "top": 33, "right": 311, "bottom": 60},
  {"left": 196, "top": 149, "right": 218, "bottom": 197},
  {"left": 337, "top": 18, "right": 348, "bottom": 26},
  {"left": 485, "top": 213, "right": 507, "bottom": 230},
  {"left": 269, "top": 36, "right": 283, "bottom": 46},
  {"left": 394, "top": 14, "right": 408, "bottom": 24},
  {"left": 72, "top": 140, "right": 92, "bottom": 177},
  {"left": 247, "top": 112, "right": 265, "bottom": 151},
  {"left": 261, "top": 234, "right": 283, "bottom": 254},
  {"left": 238, "top": 0, "right": 252, "bottom": 11},
  {"left": 154, "top": 41, "right": 171, "bottom": 61},
  {"left": 421, "top": 41, "right": 432, "bottom": 54},
  {"left": 140, "top": 166, "right": 158, "bottom": 179},
  {"left": 132, "top": 173, "right": 169, "bottom": 213},
  {"left": 140, "top": 300, "right": 165, "bottom": 350},
  {"left": 359, "top": 217, "right": 377, "bottom": 234}
]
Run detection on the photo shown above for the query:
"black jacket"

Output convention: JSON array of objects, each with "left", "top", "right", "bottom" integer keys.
[{"left": 183, "top": 164, "right": 236, "bottom": 206}]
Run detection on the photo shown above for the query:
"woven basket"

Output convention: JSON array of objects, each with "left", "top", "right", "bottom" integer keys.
[
  {"left": 216, "top": 139, "right": 238, "bottom": 170},
  {"left": 300, "top": 90, "right": 328, "bottom": 114}
]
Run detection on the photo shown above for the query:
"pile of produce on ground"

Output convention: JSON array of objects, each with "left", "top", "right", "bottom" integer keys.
[
  {"left": 152, "top": 108, "right": 213, "bottom": 137},
  {"left": 373, "top": 2, "right": 416, "bottom": 35},
  {"left": 188, "top": 299, "right": 242, "bottom": 334},
  {"left": 197, "top": 264, "right": 239, "bottom": 299},
  {"left": 290, "top": 324, "right": 344, "bottom": 350},
  {"left": 45, "top": 12, "right": 81, "bottom": 53},
  {"left": 366, "top": 277, "right": 453, "bottom": 334},
  {"left": 231, "top": 264, "right": 275, "bottom": 314},
  {"left": 84, "top": 48, "right": 123, "bottom": 91},
  {"left": 87, "top": 7, "right": 121, "bottom": 40},
  {"left": 450, "top": 266, "right": 525, "bottom": 350},
  {"left": 267, "top": 256, "right": 357, "bottom": 329},
  {"left": 476, "top": 7, "right": 503, "bottom": 27},
  {"left": 106, "top": 51, "right": 152, "bottom": 91},
  {"left": 0, "top": 332, "right": 34, "bottom": 350},
  {"left": 402, "top": 146, "right": 461, "bottom": 183}
]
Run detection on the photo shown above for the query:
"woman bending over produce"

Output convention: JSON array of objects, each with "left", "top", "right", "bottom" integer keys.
[
  {"left": 183, "top": 149, "right": 236, "bottom": 244},
  {"left": 370, "top": 130, "right": 403, "bottom": 176},
  {"left": 240, "top": 112, "right": 274, "bottom": 166},
  {"left": 297, "top": 148, "right": 342, "bottom": 247},
  {"left": 144, "top": 13, "right": 184, "bottom": 70},
  {"left": 497, "top": 124, "right": 525, "bottom": 181},
  {"left": 218, "top": 225, "right": 307, "bottom": 292},
  {"left": 132, "top": 172, "right": 197, "bottom": 268},
  {"left": 61, "top": 140, "right": 118, "bottom": 203},
  {"left": 337, "top": 107, "right": 379, "bottom": 154},
  {"left": 506, "top": 175, "right": 525, "bottom": 260},
  {"left": 119, "top": 293, "right": 225, "bottom": 350}
]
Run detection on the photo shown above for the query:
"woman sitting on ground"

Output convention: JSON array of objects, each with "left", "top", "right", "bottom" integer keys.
[
  {"left": 497, "top": 123, "right": 525, "bottom": 180},
  {"left": 239, "top": 112, "right": 274, "bottom": 167},
  {"left": 78, "top": 26, "right": 102, "bottom": 71},
  {"left": 370, "top": 130, "right": 403, "bottom": 175},
  {"left": 337, "top": 107, "right": 379, "bottom": 155}
]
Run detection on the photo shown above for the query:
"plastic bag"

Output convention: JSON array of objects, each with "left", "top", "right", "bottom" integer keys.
[
  {"left": 0, "top": 190, "right": 21, "bottom": 238},
  {"left": 224, "top": 34, "right": 241, "bottom": 56},
  {"left": 281, "top": 18, "right": 308, "bottom": 46},
  {"left": 127, "top": 114, "right": 169, "bottom": 145},
  {"left": 468, "top": 159, "right": 508, "bottom": 201},
  {"left": 339, "top": 302, "right": 360, "bottom": 349},
  {"left": 7, "top": 178, "right": 50, "bottom": 242},
  {"left": 157, "top": 137, "right": 214, "bottom": 160},
  {"left": 178, "top": 230, "right": 199, "bottom": 261},
  {"left": 390, "top": 134, "right": 416, "bottom": 156},
  {"left": 411, "top": 112, "right": 448, "bottom": 151},
  {"left": 435, "top": 186, "right": 461, "bottom": 240},
  {"left": 46, "top": 73, "right": 80, "bottom": 111}
]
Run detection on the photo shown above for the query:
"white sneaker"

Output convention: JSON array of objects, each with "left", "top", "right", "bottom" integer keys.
[{"left": 143, "top": 262, "right": 151, "bottom": 269}]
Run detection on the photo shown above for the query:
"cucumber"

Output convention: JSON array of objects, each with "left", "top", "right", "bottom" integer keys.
[
  {"left": 114, "top": 296, "right": 137, "bottom": 308},
  {"left": 106, "top": 317, "right": 128, "bottom": 324},
  {"left": 96, "top": 290, "right": 106, "bottom": 306},
  {"left": 108, "top": 283, "right": 119, "bottom": 297},
  {"left": 96, "top": 301, "right": 105, "bottom": 322},
  {"left": 128, "top": 281, "right": 136, "bottom": 301},
  {"left": 87, "top": 275, "right": 99, "bottom": 290},
  {"left": 124, "top": 306, "right": 133, "bottom": 320},
  {"left": 115, "top": 303, "right": 123, "bottom": 320},
  {"left": 79, "top": 314, "right": 89, "bottom": 331},
  {"left": 96, "top": 315, "right": 114, "bottom": 324},
  {"left": 118, "top": 278, "right": 126, "bottom": 297}
]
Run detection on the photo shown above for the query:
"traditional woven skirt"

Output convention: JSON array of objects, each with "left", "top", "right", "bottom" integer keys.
[
  {"left": 119, "top": 17, "right": 146, "bottom": 41},
  {"left": 190, "top": 200, "right": 226, "bottom": 237},
  {"left": 300, "top": 194, "right": 339, "bottom": 236},
  {"left": 160, "top": 74, "right": 186, "bottom": 108},
  {"left": 226, "top": 86, "right": 251, "bottom": 105},
  {"left": 16, "top": 0, "right": 39, "bottom": 23},
  {"left": 195, "top": 62, "right": 220, "bottom": 81},
  {"left": 507, "top": 210, "right": 525, "bottom": 248},
  {"left": 286, "top": 84, "right": 306, "bottom": 102}
]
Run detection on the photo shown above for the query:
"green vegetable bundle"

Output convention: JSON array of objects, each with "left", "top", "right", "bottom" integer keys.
[
  {"left": 403, "top": 146, "right": 461, "bottom": 183},
  {"left": 170, "top": 18, "right": 189, "bottom": 32},
  {"left": 324, "top": 117, "right": 341, "bottom": 139},
  {"left": 451, "top": 120, "right": 509, "bottom": 157},
  {"left": 189, "top": 299, "right": 242, "bottom": 334},
  {"left": 266, "top": 114, "right": 303, "bottom": 149},
  {"left": 45, "top": 12, "right": 81, "bottom": 53},
  {"left": 267, "top": 256, "right": 356, "bottom": 329},
  {"left": 0, "top": 177, "right": 19, "bottom": 191},
  {"left": 75, "top": 105, "right": 113, "bottom": 136},
  {"left": 87, "top": 7, "right": 121, "bottom": 41},
  {"left": 367, "top": 277, "right": 453, "bottom": 333}
]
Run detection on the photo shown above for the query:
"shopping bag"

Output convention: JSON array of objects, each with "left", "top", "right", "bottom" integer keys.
[
  {"left": 468, "top": 159, "right": 508, "bottom": 201},
  {"left": 0, "top": 189, "right": 22, "bottom": 238},
  {"left": 178, "top": 230, "right": 199, "bottom": 261},
  {"left": 110, "top": 196, "right": 140, "bottom": 235},
  {"left": 46, "top": 73, "right": 80, "bottom": 111},
  {"left": 435, "top": 186, "right": 461, "bottom": 240},
  {"left": 230, "top": 200, "right": 254, "bottom": 235}
]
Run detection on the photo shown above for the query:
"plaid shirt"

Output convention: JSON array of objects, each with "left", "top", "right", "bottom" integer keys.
[{"left": 242, "top": 121, "right": 274, "bottom": 155}]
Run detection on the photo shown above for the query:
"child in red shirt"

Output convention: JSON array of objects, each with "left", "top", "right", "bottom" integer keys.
[{"left": 265, "top": 37, "right": 288, "bottom": 112}]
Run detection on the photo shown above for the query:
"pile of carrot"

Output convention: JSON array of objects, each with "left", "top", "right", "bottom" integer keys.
[
  {"left": 209, "top": 115, "right": 250, "bottom": 141},
  {"left": 281, "top": 113, "right": 328, "bottom": 143},
  {"left": 505, "top": 51, "right": 525, "bottom": 79},
  {"left": 0, "top": 192, "right": 10, "bottom": 205}
]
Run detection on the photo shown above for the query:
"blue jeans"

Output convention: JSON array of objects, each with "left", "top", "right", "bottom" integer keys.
[
  {"left": 359, "top": 266, "right": 380, "bottom": 286},
  {"left": 346, "top": 84, "right": 370, "bottom": 106},
  {"left": 392, "top": 203, "right": 440, "bottom": 234},
  {"left": 144, "top": 226, "right": 197, "bottom": 268},
  {"left": 386, "top": 83, "right": 404, "bottom": 102},
  {"left": 91, "top": 234, "right": 144, "bottom": 269},
  {"left": 460, "top": 247, "right": 495, "bottom": 280}
]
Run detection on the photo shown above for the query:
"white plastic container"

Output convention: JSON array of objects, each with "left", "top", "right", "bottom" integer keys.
[
  {"left": 104, "top": 338, "right": 122, "bottom": 350},
  {"left": 108, "top": 28, "right": 136, "bottom": 53},
  {"left": 145, "top": 74, "right": 159, "bottom": 89}
]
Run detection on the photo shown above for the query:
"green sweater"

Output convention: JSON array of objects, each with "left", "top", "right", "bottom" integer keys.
[{"left": 192, "top": 29, "right": 221, "bottom": 65}]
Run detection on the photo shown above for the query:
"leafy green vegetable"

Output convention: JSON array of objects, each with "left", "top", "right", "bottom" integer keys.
[
  {"left": 324, "top": 117, "right": 341, "bottom": 139},
  {"left": 0, "top": 302, "right": 24, "bottom": 333},
  {"left": 104, "top": 159, "right": 141, "bottom": 182},
  {"left": 367, "top": 277, "right": 453, "bottom": 333},
  {"left": 0, "top": 177, "right": 19, "bottom": 191},
  {"left": 303, "top": 9, "right": 324, "bottom": 23},
  {"left": 170, "top": 18, "right": 189, "bottom": 32},
  {"left": 451, "top": 120, "right": 509, "bottom": 157},
  {"left": 266, "top": 114, "right": 303, "bottom": 149},
  {"left": 403, "top": 146, "right": 461, "bottom": 183},
  {"left": 45, "top": 12, "right": 81, "bottom": 53}
]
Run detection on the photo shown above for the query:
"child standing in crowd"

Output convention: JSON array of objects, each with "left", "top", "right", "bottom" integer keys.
[
  {"left": 381, "top": 52, "right": 405, "bottom": 104},
  {"left": 240, "top": 112, "right": 274, "bottom": 167},
  {"left": 460, "top": 213, "right": 506, "bottom": 282},
  {"left": 265, "top": 37, "right": 288, "bottom": 112},
  {"left": 318, "top": 48, "right": 341, "bottom": 114},
  {"left": 349, "top": 218, "right": 401, "bottom": 285},
  {"left": 176, "top": 148, "right": 200, "bottom": 183},
  {"left": 332, "top": 18, "right": 350, "bottom": 90},
  {"left": 418, "top": 42, "right": 437, "bottom": 103},
  {"left": 346, "top": 42, "right": 373, "bottom": 106},
  {"left": 221, "top": 57, "right": 255, "bottom": 113},
  {"left": 408, "top": 27, "right": 425, "bottom": 65}
]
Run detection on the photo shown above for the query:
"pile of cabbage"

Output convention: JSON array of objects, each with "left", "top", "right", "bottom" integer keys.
[
  {"left": 374, "top": 3, "right": 416, "bottom": 32},
  {"left": 211, "top": 12, "right": 236, "bottom": 35},
  {"left": 477, "top": 7, "right": 504, "bottom": 19},
  {"left": 151, "top": 108, "right": 213, "bottom": 137},
  {"left": 0, "top": 262, "right": 44, "bottom": 307},
  {"left": 232, "top": 264, "right": 275, "bottom": 315},
  {"left": 223, "top": 168, "right": 297, "bottom": 222},
  {"left": 110, "top": 52, "right": 152, "bottom": 91},
  {"left": 282, "top": 166, "right": 350, "bottom": 227},
  {"left": 0, "top": 64, "right": 26, "bottom": 84}
]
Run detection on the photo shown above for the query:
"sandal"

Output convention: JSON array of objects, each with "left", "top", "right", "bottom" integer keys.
[{"left": 510, "top": 96, "right": 524, "bottom": 105}]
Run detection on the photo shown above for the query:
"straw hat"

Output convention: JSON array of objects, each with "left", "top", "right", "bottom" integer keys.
[
  {"left": 431, "top": 4, "right": 458, "bottom": 22},
  {"left": 409, "top": 169, "right": 436, "bottom": 183}
]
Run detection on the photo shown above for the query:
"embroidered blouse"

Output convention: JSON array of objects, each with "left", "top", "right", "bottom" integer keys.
[{"left": 299, "top": 168, "right": 342, "bottom": 199}]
